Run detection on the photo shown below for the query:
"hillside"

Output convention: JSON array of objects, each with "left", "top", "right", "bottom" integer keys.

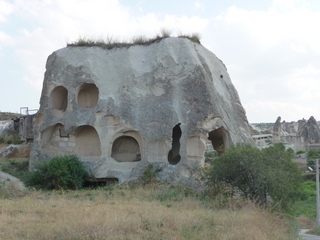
[{"left": 0, "top": 112, "right": 21, "bottom": 121}]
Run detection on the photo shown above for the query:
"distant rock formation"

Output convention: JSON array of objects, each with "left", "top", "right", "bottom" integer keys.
[
  {"left": 271, "top": 116, "right": 320, "bottom": 151},
  {"left": 30, "top": 37, "right": 254, "bottom": 183},
  {"left": 299, "top": 116, "right": 320, "bottom": 144}
]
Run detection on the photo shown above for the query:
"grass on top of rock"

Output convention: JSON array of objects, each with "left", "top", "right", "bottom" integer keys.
[{"left": 67, "top": 29, "right": 201, "bottom": 49}]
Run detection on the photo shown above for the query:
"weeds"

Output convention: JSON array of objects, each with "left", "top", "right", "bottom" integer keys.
[
  {"left": 179, "top": 32, "right": 202, "bottom": 43},
  {"left": 1, "top": 134, "right": 23, "bottom": 144},
  {"left": 139, "top": 164, "right": 162, "bottom": 185},
  {"left": 308, "top": 226, "right": 320, "bottom": 236},
  {"left": 67, "top": 29, "right": 201, "bottom": 49},
  {"left": 0, "top": 158, "right": 30, "bottom": 183},
  {"left": 0, "top": 185, "right": 299, "bottom": 240}
]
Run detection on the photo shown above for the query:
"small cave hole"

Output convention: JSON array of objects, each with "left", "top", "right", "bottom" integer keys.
[
  {"left": 50, "top": 86, "right": 68, "bottom": 111},
  {"left": 77, "top": 83, "right": 99, "bottom": 108},
  {"left": 168, "top": 123, "right": 181, "bottom": 165}
]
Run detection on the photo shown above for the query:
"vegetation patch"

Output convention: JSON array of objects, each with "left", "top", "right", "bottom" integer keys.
[
  {"left": 0, "top": 157, "right": 30, "bottom": 183},
  {"left": 67, "top": 29, "right": 201, "bottom": 49},
  {"left": 205, "top": 143, "right": 303, "bottom": 212},
  {"left": 0, "top": 184, "right": 299, "bottom": 240},
  {"left": 26, "top": 155, "right": 88, "bottom": 190}
]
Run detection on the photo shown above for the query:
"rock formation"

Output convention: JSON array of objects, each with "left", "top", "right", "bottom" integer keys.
[
  {"left": 299, "top": 116, "right": 320, "bottom": 144},
  {"left": 30, "top": 37, "right": 254, "bottom": 183},
  {"left": 272, "top": 116, "right": 320, "bottom": 151}
]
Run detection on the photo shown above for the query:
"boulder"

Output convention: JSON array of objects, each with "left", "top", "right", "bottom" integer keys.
[
  {"left": 0, "top": 171, "right": 26, "bottom": 191},
  {"left": 0, "top": 121, "right": 14, "bottom": 137},
  {"left": 30, "top": 37, "right": 254, "bottom": 184},
  {"left": 0, "top": 145, "right": 19, "bottom": 157}
]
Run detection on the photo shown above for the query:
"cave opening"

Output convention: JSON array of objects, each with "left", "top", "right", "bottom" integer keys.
[
  {"left": 75, "top": 125, "right": 101, "bottom": 158},
  {"left": 111, "top": 136, "right": 141, "bottom": 162},
  {"left": 168, "top": 123, "right": 181, "bottom": 165},
  {"left": 208, "top": 127, "right": 228, "bottom": 156}
]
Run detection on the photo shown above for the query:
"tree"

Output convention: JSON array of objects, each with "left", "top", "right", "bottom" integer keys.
[
  {"left": 206, "top": 143, "right": 303, "bottom": 211},
  {"left": 307, "top": 149, "right": 320, "bottom": 167}
]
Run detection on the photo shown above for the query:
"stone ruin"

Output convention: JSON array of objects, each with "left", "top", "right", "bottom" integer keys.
[{"left": 30, "top": 37, "right": 254, "bottom": 183}]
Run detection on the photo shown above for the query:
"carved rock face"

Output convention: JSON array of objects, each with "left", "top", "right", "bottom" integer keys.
[{"left": 30, "top": 37, "right": 254, "bottom": 183}]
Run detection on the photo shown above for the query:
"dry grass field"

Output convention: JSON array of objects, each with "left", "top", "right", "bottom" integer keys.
[
  {"left": 0, "top": 184, "right": 300, "bottom": 240},
  {"left": 0, "top": 146, "right": 301, "bottom": 240}
]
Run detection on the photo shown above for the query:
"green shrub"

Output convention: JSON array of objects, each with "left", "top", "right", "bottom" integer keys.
[
  {"left": 0, "top": 137, "right": 4, "bottom": 144},
  {"left": 206, "top": 143, "right": 303, "bottom": 212},
  {"left": 296, "top": 150, "right": 306, "bottom": 154},
  {"left": 204, "top": 151, "right": 218, "bottom": 163},
  {"left": 302, "top": 181, "right": 316, "bottom": 197},
  {"left": 306, "top": 149, "right": 320, "bottom": 167},
  {"left": 27, "top": 155, "right": 88, "bottom": 190}
]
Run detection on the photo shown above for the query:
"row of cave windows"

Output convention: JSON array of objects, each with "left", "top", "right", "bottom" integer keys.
[
  {"left": 54, "top": 124, "right": 226, "bottom": 165},
  {"left": 50, "top": 83, "right": 99, "bottom": 111}
]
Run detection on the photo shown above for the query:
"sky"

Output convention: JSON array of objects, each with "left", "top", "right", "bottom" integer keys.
[{"left": 0, "top": 0, "right": 319, "bottom": 123}]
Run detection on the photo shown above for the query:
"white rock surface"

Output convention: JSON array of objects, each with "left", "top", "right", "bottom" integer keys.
[
  {"left": 0, "top": 171, "right": 26, "bottom": 190},
  {"left": 30, "top": 37, "right": 254, "bottom": 184}
]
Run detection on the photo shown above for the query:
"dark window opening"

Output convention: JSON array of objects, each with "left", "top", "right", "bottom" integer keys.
[
  {"left": 84, "top": 178, "right": 119, "bottom": 188},
  {"left": 208, "top": 127, "right": 227, "bottom": 156},
  {"left": 111, "top": 136, "right": 141, "bottom": 162},
  {"left": 168, "top": 123, "right": 181, "bottom": 165}
]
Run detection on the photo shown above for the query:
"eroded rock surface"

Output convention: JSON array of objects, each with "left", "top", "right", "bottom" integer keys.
[{"left": 30, "top": 37, "right": 254, "bottom": 183}]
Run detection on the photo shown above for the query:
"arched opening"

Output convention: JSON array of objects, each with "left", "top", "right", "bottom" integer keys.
[
  {"left": 168, "top": 123, "right": 181, "bottom": 165},
  {"left": 50, "top": 86, "right": 68, "bottom": 111},
  {"left": 208, "top": 127, "right": 228, "bottom": 156},
  {"left": 41, "top": 124, "right": 72, "bottom": 155},
  {"left": 75, "top": 126, "right": 101, "bottom": 158},
  {"left": 111, "top": 136, "right": 141, "bottom": 162},
  {"left": 77, "top": 83, "right": 99, "bottom": 108}
]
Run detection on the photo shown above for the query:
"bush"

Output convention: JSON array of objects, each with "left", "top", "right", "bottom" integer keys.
[
  {"left": 307, "top": 149, "right": 320, "bottom": 167},
  {"left": 204, "top": 151, "right": 218, "bottom": 163},
  {"left": 296, "top": 150, "right": 306, "bottom": 154},
  {"left": 206, "top": 143, "right": 303, "bottom": 212},
  {"left": 140, "top": 164, "right": 162, "bottom": 185},
  {"left": 302, "top": 181, "right": 316, "bottom": 197},
  {"left": 27, "top": 155, "right": 88, "bottom": 190}
]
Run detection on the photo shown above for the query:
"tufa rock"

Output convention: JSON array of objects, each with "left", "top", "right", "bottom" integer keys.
[
  {"left": 30, "top": 37, "right": 254, "bottom": 184},
  {"left": 272, "top": 116, "right": 320, "bottom": 151},
  {"left": 299, "top": 116, "right": 320, "bottom": 144}
]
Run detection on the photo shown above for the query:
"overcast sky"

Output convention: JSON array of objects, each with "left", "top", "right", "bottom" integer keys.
[{"left": 0, "top": 0, "right": 319, "bottom": 123}]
